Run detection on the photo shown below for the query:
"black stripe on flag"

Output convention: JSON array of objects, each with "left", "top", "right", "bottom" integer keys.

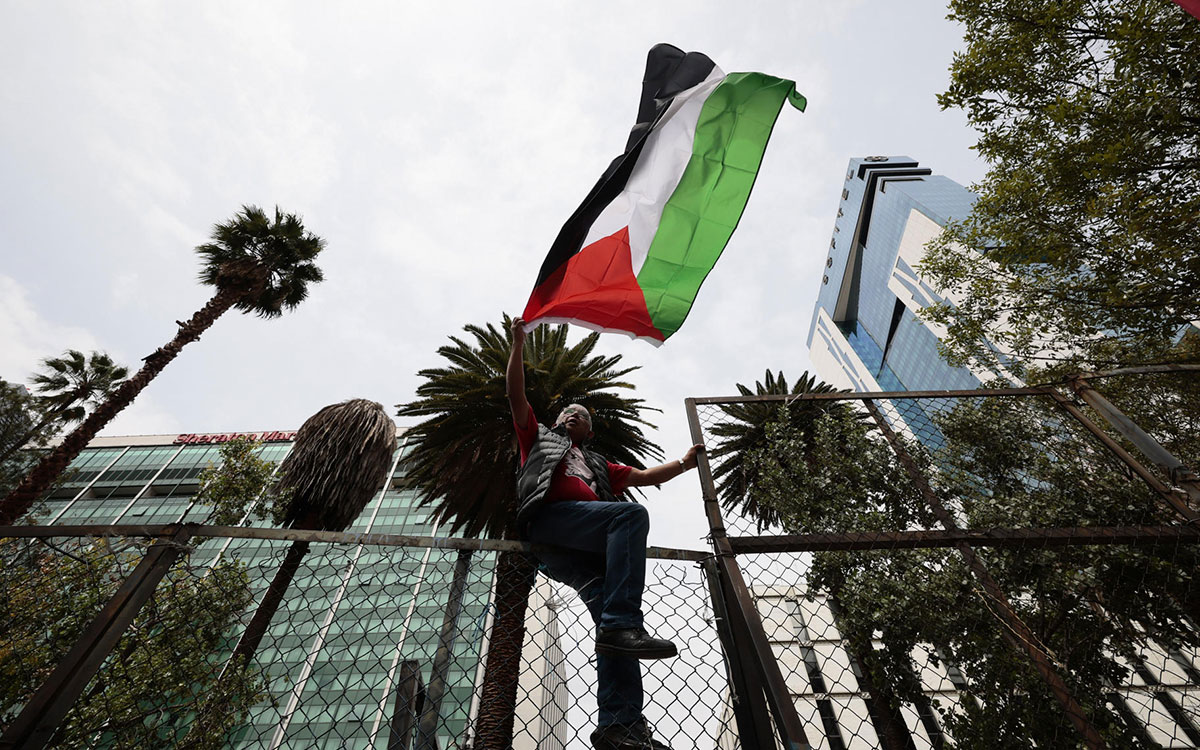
[{"left": 532, "top": 43, "right": 717, "bottom": 290}]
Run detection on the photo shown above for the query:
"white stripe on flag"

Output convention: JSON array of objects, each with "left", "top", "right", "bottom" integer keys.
[{"left": 580, "top": 66, "right": 726, "bottom": 271}]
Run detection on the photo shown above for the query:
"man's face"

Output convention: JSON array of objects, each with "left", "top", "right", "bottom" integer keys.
[{"left": 555, "top": 404, "right": 593, "bottom": 443}]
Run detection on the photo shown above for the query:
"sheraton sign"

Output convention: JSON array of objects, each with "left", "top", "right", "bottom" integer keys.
[{"left": 173, "top": 431, "right": 297, "bottom": 445}]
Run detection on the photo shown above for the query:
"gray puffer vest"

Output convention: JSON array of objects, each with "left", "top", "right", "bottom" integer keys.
[{"left": 515, "top": 422, "right": 626, "bottom": 534}]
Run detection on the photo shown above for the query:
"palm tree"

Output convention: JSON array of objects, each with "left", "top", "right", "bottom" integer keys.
[
  {"left": 707, "top": 370, "right": 845, "bottom": 529},
  {"left": 0, "top": 350, "right": 128, "bottom": 466},
  {"left": 708, "top": 372, "right": 916, "bottom": 743},
  {"left": 226, "top": 399, "right": 397, "bottom": 668},
  {"left": 0, "top": 205, "right": 325, "bottom": 525},
  {"left": 396, "top": 316, "right": 662, "bottom": 749}
]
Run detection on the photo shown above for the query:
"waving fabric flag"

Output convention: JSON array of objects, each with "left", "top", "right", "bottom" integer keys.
[
  {"left": 522, "top": 43, "right": 806, "bottom": 345},
  {"left": 1174, "top": 0, "right": 1200, "bottom": 21}
]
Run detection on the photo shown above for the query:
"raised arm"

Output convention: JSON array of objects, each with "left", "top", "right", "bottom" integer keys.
[
  {"left": 625, "top": 444, "right": 704, "bottom": 487},
  {"left": 507, "top": 316, "right": 532, "bottom": 429}
]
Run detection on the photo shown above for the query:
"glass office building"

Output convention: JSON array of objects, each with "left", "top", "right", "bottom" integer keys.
[
  {"left": 793, "top": 158, "right": 1200, "bottom": 747},
  {"left": 35, "top": 430, "right": 563, "bottom": 749},
  {"left": 807, "top": 156, "right": 982, "bottom": 396}
]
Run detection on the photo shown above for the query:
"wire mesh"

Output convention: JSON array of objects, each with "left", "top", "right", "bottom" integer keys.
[
  {"left": 512, "top": 560, "right": 732, "bottom": 750},
  {"left": 1, "top": 530, "right": 732, "bottom": 750},
  {"left": 0, "top": 533, "right": 262, "bottom": 748},
  {"left": 7, "top": 377, "right": 1198, "bottom": 749},
  {"left": 692, "top": 385, "right": 1200, "bottom": 749}
]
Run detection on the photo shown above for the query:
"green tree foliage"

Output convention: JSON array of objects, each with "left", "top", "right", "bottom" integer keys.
[
  {"left": 29, "top": 350, "right": 129, "bottom": 431},
  {"left": 921, "top": 0, "right": 1200, "bottom": 376},
  {"left": 0, "top": 381, "right": 43, "bottom": 499},
  {"left": 1, "top": 353, "right": 128, "bottom": 499},
  {"left": 739, "top": 394, "right": 1196, "bottom": 747},
  {"left": 706, "top": 370, "right": 853, "bottom": 530},
  {"left": 193, "top": 436, "right": 289, "bottom": 526},
  {"left": 0, "top": 539, "right": 265, "bottom": 748},
  {"left": 739, "top": 405, "right": 936, "bottom": 534}
]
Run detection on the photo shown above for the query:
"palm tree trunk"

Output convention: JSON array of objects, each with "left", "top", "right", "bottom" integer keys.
[
  {"left": 228, "top": 540, "right": 311, "bottom": 668},
  {"left": 0, "top": 288, "right": 240, "bottom": 525},
  {"left": 474, "top": 550, "right": 537, "bottom": 750}
]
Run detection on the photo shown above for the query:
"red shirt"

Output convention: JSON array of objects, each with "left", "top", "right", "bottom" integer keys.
[{"left": 515, "top": 409, "right": 632, "bottom": 502}]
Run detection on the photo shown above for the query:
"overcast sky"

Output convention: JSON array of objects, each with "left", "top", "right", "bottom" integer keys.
[{"left": 1, "top": 1, "right": 986, "bottom": 550}]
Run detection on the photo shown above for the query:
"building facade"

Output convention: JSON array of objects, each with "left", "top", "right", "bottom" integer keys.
[
  {"left": 35, "top": 430, "right": 564, "bottom": 749},
  {"left": 718, "top": 584, "right": 1200, "bottom": 749},
  {"left": 790, "top": 157, "right": 1200, "bottom": 747},
  {"left": 807, "top": 156, "right": 982, "bottom": 397}
]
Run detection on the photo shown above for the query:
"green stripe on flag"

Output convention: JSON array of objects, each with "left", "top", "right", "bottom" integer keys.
[{"left": 636, "top": 72, "right": 801, "bottom": 338}]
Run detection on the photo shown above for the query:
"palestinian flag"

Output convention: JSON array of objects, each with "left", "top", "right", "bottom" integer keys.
[{"left": 522, "top": 43, "right": 805, "bottom": 345}]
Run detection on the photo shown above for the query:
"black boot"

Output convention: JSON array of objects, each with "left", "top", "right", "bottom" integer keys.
[
  {"left": 595, "top": 627, "right": 678, "bottom": 659},
  {"left": 590, "top": 718, "right": 672, "bottom": 750}
]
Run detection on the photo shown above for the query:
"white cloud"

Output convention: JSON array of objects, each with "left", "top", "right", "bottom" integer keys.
[
  {"left": 0, "top": 274, "right": 183, "bottom": 436},
  {"left": 1, "top": 0, "right": 986, "bottom": 546},
  {"left": 0, "top": 275, "right": 104, "bottom": 382}
]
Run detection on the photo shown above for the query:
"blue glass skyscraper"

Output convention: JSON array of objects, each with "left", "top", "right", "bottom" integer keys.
[{"left": 807, "top": 156, "right": 982, "bottom": 395}]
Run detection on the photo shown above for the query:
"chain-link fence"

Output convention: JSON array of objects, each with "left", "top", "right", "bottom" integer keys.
[
  {"left": 1, "top": 525, "right": 731, "bottom": 750},
  {"left": 4, "top": 369, "right": 1199, "bottom": 749},
  {"left": 687, "top": 369, "right": 1200, "bottom": 749}
]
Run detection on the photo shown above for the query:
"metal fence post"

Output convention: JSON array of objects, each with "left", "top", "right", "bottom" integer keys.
[
  {"left": 0, "top": 524, "right": 194, "bottom": 750},
  {"left": 389, "top": 660, "right": 426, "bottom": 750},
  {"left": 864, "top": 399, "right": 1106, "bottom": 749},
  {"left": 1043, "top": 386, "right": 1199, "bottom": 524},
  {"left": 1067, "top": 376, "right": 1200, "bottom": 507},
  {"left": 701, "top": 557, "right": 777, "bottom": 747},
  {"left": 686, "top": 398, "right": 812, "bottom": 750}
]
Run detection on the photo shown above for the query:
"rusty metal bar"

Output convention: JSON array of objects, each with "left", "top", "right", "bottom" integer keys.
[
  {"left": 864, "top": 399, "right": 1106, "bottom": 749},
  {"left": 1068, "top": 377, "right": 1200, "bottom": 506},
  {"left": 686, "top": 398, "right": 812, "bottom": 750},
  {"left": 702, "top": 557, "right": 776, "bottom": 748},
  {"left": 728, "top": 525, "right": 1200, "bottom": 553},
  {"left": 716, "top": 554, "right": 812, "bottom": 749},
  {"left": 1071, "top": 364, "right": 1200, "bottom": 380},
  {"left": 1042, "top": 388, "right": 1199, "bottom": 524},
  {"left": 691, "top": 387, "right": 1045, "bottom": 405},
  {"left": 0, "top": 525, "right": 194, "bottom": 750},
  {"left": 0, "top": 523, "right": 708, "bottom": 562},
  {"left": 685, "top": 398, "right": 734, "bottom": 543}
]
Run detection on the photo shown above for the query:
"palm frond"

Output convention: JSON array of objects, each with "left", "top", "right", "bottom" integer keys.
[
  {"left": 275, "top": 399, "right": 398, "bottom": 531},
  {"left": 396, "top": 315, "right": 662, "bottom": 539},
  {"left": 709, "top": 369, "right": 857, "bottom": 529},
  {"left": 195, "top": 205, "right": 326, "bottom": 319}
]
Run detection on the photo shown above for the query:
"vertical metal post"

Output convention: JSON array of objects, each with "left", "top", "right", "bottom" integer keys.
[
  {"left": 1067, "top": 377, "right": 1200, "bottom": 506},
  {"left": 685, "top": 398, "right": 812, "bottom": 750},
  {"left": 864, "top": 399, "right": 1106, "bottom": 749},
  {"left": 702, "top": 557, "right": 777, "bottom": 747},
  {"left": 1043, "top": 386, "right": 1199, "bottom": 524},
  {"left": 415, "top": 549, "right": 473, "bottom": 750},
  {"left": 389, "top": 660, "right": 425, "bottom": 750},
  {"left": 0, "top": 525, "right": 194, "bottom": 750}
]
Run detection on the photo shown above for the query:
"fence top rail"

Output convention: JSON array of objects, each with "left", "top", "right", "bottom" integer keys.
[
  {"left": 688, "top": 386, "right": 1048, "bottom": 405},
  {"left": 0, "top": 523, "right": 709, "bottom": 562},
  {"left": 685, "top": 365, "right": 1200, "bottom": 406},
  {"left": 1069, "top": 363, "right": 1200, "bottom": 381}
]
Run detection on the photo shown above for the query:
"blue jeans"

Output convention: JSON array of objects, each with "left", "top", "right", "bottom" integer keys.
[{"left": 526, "top": 500, "right": 649, "bottom": 727}]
